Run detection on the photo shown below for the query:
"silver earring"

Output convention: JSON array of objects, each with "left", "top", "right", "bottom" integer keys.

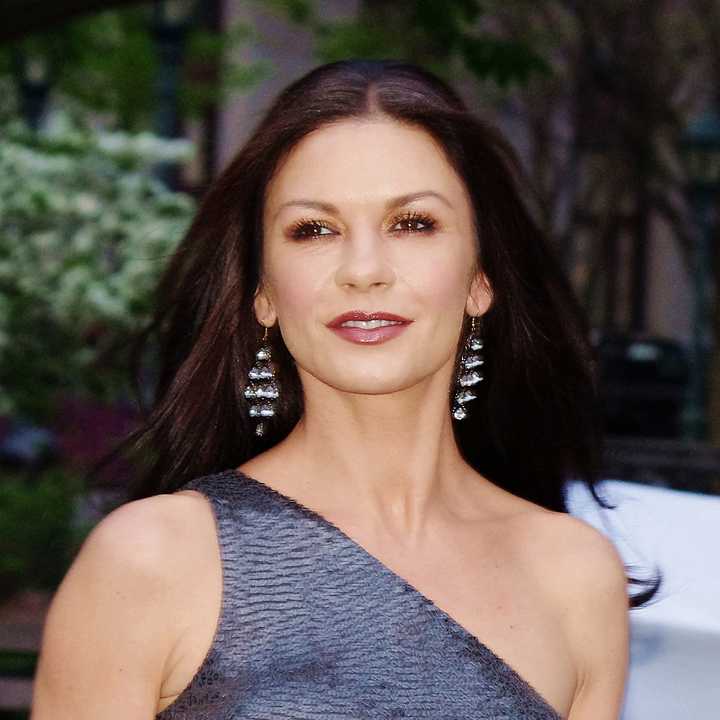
[
  {"left": 243, "top": 325, "right": 280, "bottom": 437},
  {"left": 452, "top": 315, "right": 484, "bottom": 421}
]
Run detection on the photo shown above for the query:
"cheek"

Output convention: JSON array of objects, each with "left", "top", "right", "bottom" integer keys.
[
  {"left": 266, "top": 260, "right": 321, "bottom": 323},
  {"left": 403, "top": 248, "right": 471, "bottom": 309},
  {"left": 418, "top": 265, "right": 466, "bottom": 304}
]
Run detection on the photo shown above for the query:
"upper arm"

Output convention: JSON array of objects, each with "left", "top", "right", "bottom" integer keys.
[
  {"left": 562, "top": 518, "right": 630, "bottom": 720},
  {"left": 31, "top": 494, "right": 186, "bottom": 720}
]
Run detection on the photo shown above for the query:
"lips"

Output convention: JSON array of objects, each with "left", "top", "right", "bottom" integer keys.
[{"left": 327, "top": 310, "right": 412, "bottom": 328}]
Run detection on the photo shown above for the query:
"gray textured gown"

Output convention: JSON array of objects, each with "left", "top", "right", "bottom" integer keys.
[{"left": 155, "top": 469, "right": 563, "bottom": 719}]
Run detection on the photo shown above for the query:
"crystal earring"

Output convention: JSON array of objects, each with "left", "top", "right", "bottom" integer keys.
[
  {"left": 243, "top": 325, "right": 280, "bottom": 437},
  {"left": 452, "top": 315, "right": 484, "bottom": 421}
]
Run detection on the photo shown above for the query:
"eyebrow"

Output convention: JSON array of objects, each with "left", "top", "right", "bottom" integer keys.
[{"left": 272, "top": 190, "right": 453, "bottom": 221}]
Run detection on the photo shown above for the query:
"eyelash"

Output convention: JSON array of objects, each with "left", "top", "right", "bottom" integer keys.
[{"left": 287, "top": 210, "right": 438, "bottom": 241}]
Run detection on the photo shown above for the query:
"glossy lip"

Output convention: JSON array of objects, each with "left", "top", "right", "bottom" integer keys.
[
  {"left": 328, "top": 322, "right": 411, "bottom": 345},
  {"left": 326, "top": 311, "right": 413, "bottom": 346},
  {"left": 326, "top": 310, "right": 413, "bottom": 328}
]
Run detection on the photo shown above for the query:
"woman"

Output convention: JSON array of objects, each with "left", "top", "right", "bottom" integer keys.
[{"left": 31, "top": 59, "right": 659, "bottom": 719}]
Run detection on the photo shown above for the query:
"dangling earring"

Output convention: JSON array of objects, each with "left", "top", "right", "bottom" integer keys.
[
  {"left": 452, "top": 315, "right": 484, "bottom": 421},
  {"left": 243, "top": 324, "right": 280, "bottom": 437}
]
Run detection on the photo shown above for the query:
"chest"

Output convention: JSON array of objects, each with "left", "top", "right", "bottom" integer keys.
[
  {"left": 339, "top": 516, "right": 577, "bottom": 717},
  {"left": 158, "top": 503, "right": 575, "bottom": 718}
]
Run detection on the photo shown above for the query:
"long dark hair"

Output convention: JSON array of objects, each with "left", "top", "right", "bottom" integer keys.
[{"left": 90, "top": 58, "right": 660, "bottom": 608}]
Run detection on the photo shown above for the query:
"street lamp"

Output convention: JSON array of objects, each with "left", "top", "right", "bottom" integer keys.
[
  {"left": 151, "top": 0, "right": 196, "bottom": 188},
  {"left": 679, "top": 104, "right": 720, "bottom": 440},
  {"left": 12, "top": 50, "right": 50, "bottom": 131}
]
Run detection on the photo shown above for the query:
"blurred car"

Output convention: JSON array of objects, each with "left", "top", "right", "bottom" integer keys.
[{"left": 590, "top": 330, "right": 690, "bottom": 438}]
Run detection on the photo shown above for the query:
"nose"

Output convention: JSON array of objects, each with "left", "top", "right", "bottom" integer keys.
[{"left": 334, "top": 225, "right": 396, "bottom": 291}]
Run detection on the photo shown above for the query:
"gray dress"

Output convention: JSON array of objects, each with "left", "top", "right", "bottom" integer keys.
[{"left": 155, "top": 469, "right": 563, "bottom": 719}]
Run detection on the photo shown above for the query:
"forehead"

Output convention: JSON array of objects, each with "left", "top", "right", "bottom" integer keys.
[{"left": 265, "top": 118, "right": 469, "bottom": 212}]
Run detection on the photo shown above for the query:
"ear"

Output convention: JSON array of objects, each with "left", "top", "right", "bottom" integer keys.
[
  {"left": 466, "top": 270, "right": 493, "bottom": 317},
  {"left": 253, "top": 283, "right": 277, "bottom": 327}
]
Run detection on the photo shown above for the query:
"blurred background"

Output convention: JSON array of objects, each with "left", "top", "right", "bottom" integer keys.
[{"left": 0, "top": 1, "right": 719, "bottom": 717}]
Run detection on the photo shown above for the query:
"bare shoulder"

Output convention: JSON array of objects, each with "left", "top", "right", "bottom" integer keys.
[
  {"left": 77, "top": 490, "right": 211, "bottom": 586},
  {"left": 94, "top": 490, "right": 201, "bottom": 550},
  {"left": 515, "top": 507, "right": 626, "bottom": 575},
  {"left": 32, "top": 491, "right": 212, "bottom": 719},
  {"left": 507, "top": 506, "right": 628, "bottom": 616},
  {"left": 508, "top": 507, "right": 630, "bottom": 718}
]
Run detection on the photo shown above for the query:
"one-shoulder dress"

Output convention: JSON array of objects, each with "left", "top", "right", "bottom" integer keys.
[{"left": 155, "top": 469, "right": 563, "bottom": 719}]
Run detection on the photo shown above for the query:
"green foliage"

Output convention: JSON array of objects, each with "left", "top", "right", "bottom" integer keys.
[
  {"left": 1, "top": 4, "right": 273, "bottom": 130},
  {"left": 182, "top": 20, "right": 274, "bottom": 116},
  {"left": 297, "top": 0, "right": 550, "bottom": 88},
  {"left": 259, "top": 0, "right": 314, "bottom": 24},
  {"left": 2, "top": 1, "right": 549, "bottom": 132},
  {"left": 460, "top": 34, "right": 551, "bottom": 87},
  {"left": 2, "top": 9, "right": 156, "bottom": 131},
  {"left": 0, "top": 466, "right": 93, "bottom": 602},
  {"left": 0, "top": 110, "right": 195, "bottom": 422}
]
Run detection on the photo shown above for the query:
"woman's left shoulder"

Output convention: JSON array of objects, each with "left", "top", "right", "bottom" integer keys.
[
  {"left": 508, "top": 505, "right": 627, "bottom": 600},
  {"left": 507, "top": 505, "right": 630, "bottom": 713},
  {"left": 473, "top": 476, "right": 628, "bottom": 597},
  {"left": 519, "top": 508, "right": 626, "bottom": 583}
]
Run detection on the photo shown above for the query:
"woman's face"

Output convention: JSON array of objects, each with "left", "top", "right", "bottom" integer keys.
[{"left": 256, "top": 117, "right": 492, "bottom": 398}]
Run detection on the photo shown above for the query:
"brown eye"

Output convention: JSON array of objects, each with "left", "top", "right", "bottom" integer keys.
[
  {"left": 390, "top": 211, "right": 437, "bottom": 234},
  {"left": 288, "top": 219, "right": 334, "bottom": 240}
]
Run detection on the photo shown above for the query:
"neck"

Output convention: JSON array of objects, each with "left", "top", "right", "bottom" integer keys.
[{"left": 266, "top": 364, "right": 484, "bottom": 545}]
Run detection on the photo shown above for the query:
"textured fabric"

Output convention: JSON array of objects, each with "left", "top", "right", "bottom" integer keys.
[{"left": 155, "top": 469, "right": 563, "bottom": 720}]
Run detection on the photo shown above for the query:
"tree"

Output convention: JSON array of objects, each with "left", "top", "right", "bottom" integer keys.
[
  {"left": 0, "top": 108, "right": 194, "bottom": 423},
  {"left": 297, "top": 0, "right": 550, "bottom": 89}
]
